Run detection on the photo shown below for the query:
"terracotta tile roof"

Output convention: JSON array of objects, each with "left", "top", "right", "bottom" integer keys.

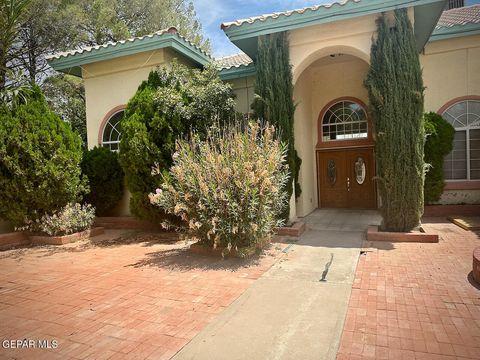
[
  {"left": 221, "top": 0, "right": 359, "bottom": 29},
  {"left": 436, "top": 4, "right": 480, "bottom": 29},
  {"left": 216, "top": 53, "right": 253, "bottom": 70},
  {"left": 45, "top": 27, "right": 211, "bottom": 61}
]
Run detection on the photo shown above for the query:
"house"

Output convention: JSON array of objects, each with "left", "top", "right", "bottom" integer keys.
[{"left": 46, "top": 0, "right": 480, "bottom": 220}]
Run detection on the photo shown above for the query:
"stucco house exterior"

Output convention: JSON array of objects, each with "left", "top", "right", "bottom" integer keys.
[{"left": 46, "top": 0, "right": 480, "bottom": 220}]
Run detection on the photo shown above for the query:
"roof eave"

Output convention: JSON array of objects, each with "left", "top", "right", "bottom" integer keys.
[
  {"left": 47, "top": 34, "right": 211, "bottom": 78},
  {"left": 429, "top": 22, "right": 480, "bottom": 41},
  {"left": 219, "top": 63, "right": 256, "bottom": 80},
  {"left": 222, "top": 0, "right": 447, "bottom": 59}
]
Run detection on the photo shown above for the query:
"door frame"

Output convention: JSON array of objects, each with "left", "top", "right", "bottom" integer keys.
[
  {"left": 315, "top": 96, "right": 377, "bottom": 209},
  {"left": 316, "top": 145, "right": 377, "bottom": 209}
]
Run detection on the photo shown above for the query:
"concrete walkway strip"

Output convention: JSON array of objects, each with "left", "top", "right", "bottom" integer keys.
[{"left": 173, "top": 210, "right": 381, "bottom": 360}]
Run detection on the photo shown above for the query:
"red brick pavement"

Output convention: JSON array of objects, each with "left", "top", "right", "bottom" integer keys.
[
  {"left": 0, "top": 230, "right": 284, "bottom": 360},
  {"left": 337, "top": 218, "right": 480, "bottom": 360}
]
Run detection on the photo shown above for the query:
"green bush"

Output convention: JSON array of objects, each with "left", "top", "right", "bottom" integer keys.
[
  {"left": 0, "top": 86, "right": 87, "bottom": 226},
  {"left": 81, "top": 147, "right": 124, "bottom": 215},
  {"left": 424, "top": 112, "right": 455, "bottom": 204},
  {"left": 119, "top": 61, "right": 235, "bottom": 222},
  {"left": 19, "top": 203, "right": 95, "bottom": 236},
  {"left": 149, "top": 122, "right": 289, "bottom": 253},
  {"left": 364, "top": 9, "right": 425, "bottom": 231}
]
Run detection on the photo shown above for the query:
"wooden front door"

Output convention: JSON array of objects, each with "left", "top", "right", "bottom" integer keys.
[{"left": 317, "top": 148, "right": 376, "bottom": 209}]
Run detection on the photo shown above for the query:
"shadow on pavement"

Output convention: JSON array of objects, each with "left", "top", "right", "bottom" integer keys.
[{"left": 126, "top": 245, "right": 279, "bottom": 272}]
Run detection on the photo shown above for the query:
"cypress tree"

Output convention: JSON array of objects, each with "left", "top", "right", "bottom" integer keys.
[
  {"left": 252, "top": 31, "right": 301, "bottom": 221},
  {"left": 364, "top": 9, "right": 425, "bottom": 232}
]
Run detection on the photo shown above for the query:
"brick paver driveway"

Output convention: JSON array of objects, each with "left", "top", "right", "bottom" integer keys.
[
  {"left": 337, "top": 218, "right": 480, "bottom": 360},
  {"left": 0, "top": 230, "right": 284, "bottom": 360}
]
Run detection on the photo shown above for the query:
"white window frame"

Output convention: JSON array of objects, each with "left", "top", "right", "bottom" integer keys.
[
  {"left": 322, "top": 100, "right": 368, "bottom": 142},
  {"left": 101, "top": 109, "right": 124, "bottom": 152},
  {"left": 441, "top": 100, "right": 480, "bottom": 181}
]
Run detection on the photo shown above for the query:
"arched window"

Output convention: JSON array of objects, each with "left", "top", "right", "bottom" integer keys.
[
  {"left": 441, "top": 99, "right": 480, "bottom": 180},
  {"left": 322, "top": 100, "right": 368, "bottom": 141},
  {"left": 101, "top": 110, "right": 124, "bottom": 151}
]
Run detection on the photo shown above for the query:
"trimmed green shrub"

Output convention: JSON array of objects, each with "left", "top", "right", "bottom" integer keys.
[
  {"left": 252, "top": 31, "right": 301, "bottom": 221},
  {"left": 424, "top": 112, "right": 455, "bottom": 204},
  {"left": 149, "top": 122, "right": 289, "bottom": 252},
  {"left": 19, "top": 203, "right": 95, "bottom": 236},
  {"left": 119, "top": 61, "right": 236, "bottom": 222},
  {"left": 81, "top": 147, "right": 124, "bottom": 215},
  {"left": 364, "top": 9, "right": 425, "bottom": 232},
  {"left": 0, "top": 86, "right": 87, "bottom": 226}
]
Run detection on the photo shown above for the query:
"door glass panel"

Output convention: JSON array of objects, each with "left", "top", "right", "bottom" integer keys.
[
  {"left": 327, "top": 159, "right": 336, "bottom": 185},
  {"left": 355, "top": 157, "right": 366, "bottom": 184}
]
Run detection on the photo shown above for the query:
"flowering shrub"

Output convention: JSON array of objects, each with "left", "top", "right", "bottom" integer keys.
[
  {"left": 149, "top": 122, "right": 289, "bottom": 252},
  {"left": 19, "top": 203, "right": 95, "bottom": 236}
]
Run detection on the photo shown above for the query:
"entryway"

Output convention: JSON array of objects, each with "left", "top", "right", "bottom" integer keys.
[
  {"left": 173, "top": 209, "right": 380, "bottom": 360},
  {"left": 317, "top": 147, "right": 376, "bottom": 209}
]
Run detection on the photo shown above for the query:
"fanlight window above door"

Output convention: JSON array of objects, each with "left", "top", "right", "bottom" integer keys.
[{"left": 322, "top": 101, "right": 368, "bottom": 141}]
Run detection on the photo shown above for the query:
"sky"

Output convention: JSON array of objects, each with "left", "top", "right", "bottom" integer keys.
[
  {"left": 193, "top": 0, "right": 329, "bottom": 57},
  {"left": 193, "top": 0, "right": 480, "bottom": 58}
]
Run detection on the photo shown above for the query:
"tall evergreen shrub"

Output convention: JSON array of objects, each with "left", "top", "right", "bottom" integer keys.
[
  {"left": 0, "top": 86, "right": 87, "bottom": 226},
  {"left": 252, "top": 31, "right": 301, "bottom": 221},
  {"left": 365, "top": 9, "right": 425, "bottom": 231},
  {"left": 424, "top": 112, "right": 455, "bottom": 204},
  {"left": 81, "top": 147, "right": 124, "bottom": 215},
  {"left": 119, "top": 62, "right": 235, "bottom": 222}
]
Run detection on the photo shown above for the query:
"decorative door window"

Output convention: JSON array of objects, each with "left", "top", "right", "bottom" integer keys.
[
  {"left": 355, "top": 157, "right": 366, "bottom": 184},
  {"left": 327, "top": 159, "right": 336, "bottom": 185},
  {"left": 322, "top": 101, "right": 368, "bottom": 141}
]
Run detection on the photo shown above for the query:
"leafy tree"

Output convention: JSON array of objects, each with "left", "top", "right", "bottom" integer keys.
[
  {"left": 57, "top": 0, "right": 209, "bottom": 51},
  {"left": 365, "top": 9, "right": 425, "bottom": 232},
  {"left": 0, "top": 86, "right": 87, "bottom": 226},
  {"left": 42, "top": 74, "right": 87, "bottom": 144},
  {"left": 119, "top": 62, "right": 235, "bottom": 222},
  {"left": 252, "top": 31, "right": 301, "bottom": 221},
  {"left": 3, "top": 0, "right": 210, "bottom": 148},
  {"left": 424, "top": 112, "right": 455, "bottom": 204},
  {"left": 0, "top": 0, "right": 32, "bottom": 90},
  {"left": 81, "top": 147, "right": 124, "bottom": 215}
]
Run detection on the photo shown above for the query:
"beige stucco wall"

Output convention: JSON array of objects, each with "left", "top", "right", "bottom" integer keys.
[
  {"left": 83, "top": 48, "right": 197, "bottom": 151},
  {"left": 81, "top": 7, "right": 479, "bottom": 217},
  {"left": 422, "top": 34, "right": 480, "bottom": 112},
  {"left": 287, "top": 13, "right": 381, "bottom": 218},
  {"left": 293, "top": 55, "right": 370, "bottom": 217},
  {"left": 83, "top": 48, "right": 198, "bottom": 215},
  {"left": 422, "top": 34, "right": 480, "bottom": 204},
  {"left": 83, "top": 49, "right": 166, "bottom": 151}
]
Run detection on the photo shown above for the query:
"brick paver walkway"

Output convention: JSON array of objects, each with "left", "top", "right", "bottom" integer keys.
[
  {"left": 0, "top": 230, "right": 284, "bottom": 360},
  {"left": 337, "top": 218, "right": 480, "bottom": 360}
]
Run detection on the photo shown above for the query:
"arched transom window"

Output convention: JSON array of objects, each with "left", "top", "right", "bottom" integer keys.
[
  {"left": 102, "top": 110, "right": 124, "bottom": 151},
  {"left": 322, "top": 101, "right": 368, "bottom": 141},
  {"left": 442, "top": 100, "right": 480, "bottom": 180}
]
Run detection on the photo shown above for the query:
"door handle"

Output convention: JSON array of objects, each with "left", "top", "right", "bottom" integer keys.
[{"left": 347, "top": 177, "right": 350, "bottom": 191}]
